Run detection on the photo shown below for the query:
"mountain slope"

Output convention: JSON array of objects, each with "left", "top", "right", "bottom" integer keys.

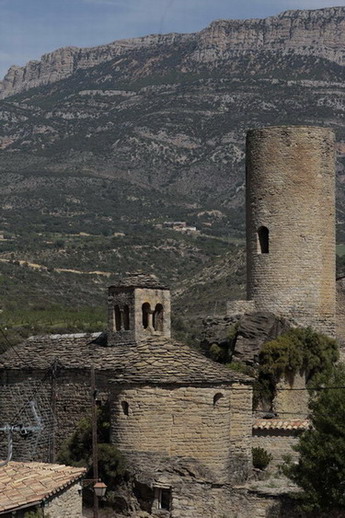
[{"left": 0, "top": 7, "right": 345, "bottom": 324}]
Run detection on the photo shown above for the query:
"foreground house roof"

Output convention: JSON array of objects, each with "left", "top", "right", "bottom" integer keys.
[
  {"left": 0, "top": 333, "right": 252, "bottom": 386},
  {"left": 0, "top": 461, "right": 85, "bottom": 514}
]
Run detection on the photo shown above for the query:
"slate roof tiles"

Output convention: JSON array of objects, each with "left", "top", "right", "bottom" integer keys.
[{"left": 0, "top": 333, "right": 252, "bottom": 386}]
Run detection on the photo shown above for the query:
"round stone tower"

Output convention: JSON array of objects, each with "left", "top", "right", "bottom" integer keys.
[{"left": 246, "top": 126, "right": 336, "bottom": 337}]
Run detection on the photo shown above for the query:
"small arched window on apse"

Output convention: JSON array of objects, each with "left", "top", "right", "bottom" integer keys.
[
  {"left": 121, "top": 401, "right": 129, "bottom": 416},
  {"left": 123, "top": 305, "right": 130, "bottom": 330},
  {"left": 114, "top": 305, "right": 121, "bottom": 331},
  {"left": 213, "top": 393, "right": 224, "bottom": 407},
  {"left": 257, "top": 226, "right": 269, "bottom": 254},
  {"left": 153, "top": 304, "right": 164, "bottom": 332},
  {"left": 142, "top": 303, "right": 151, "bottom": 329}
]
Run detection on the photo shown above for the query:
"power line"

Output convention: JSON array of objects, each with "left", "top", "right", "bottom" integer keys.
[
  {"left": 0, "top": 326, "right": 35, "bottom": 370},
  {"left": 0, "top": 325, "right": 53, "bottom": 371}
]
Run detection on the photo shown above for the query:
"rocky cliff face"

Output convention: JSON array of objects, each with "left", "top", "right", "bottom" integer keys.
[
  {"left": 1, "top": 7, "right": 345, "bottom": 99},
  {"left": 202, "top": 7, "right": 345, "bottom": 61},
  {"left": 0, "top": 33, "right": 191, "bottom": 99}
]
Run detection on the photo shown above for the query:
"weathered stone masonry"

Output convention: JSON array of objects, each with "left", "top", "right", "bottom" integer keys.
[
  {"left": 0, "top": 274, "right": 254, "bottom": 517},
  {"left": 246, "top": 126, "right": 336, "bottom": 336},
  {"left": 227, "top": 126, "right": 336, "bottom": 338},
  {"left": 112, "top": 382, "right": 252, "bottom": 483}
]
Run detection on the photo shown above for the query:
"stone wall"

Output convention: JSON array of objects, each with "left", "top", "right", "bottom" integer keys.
[
  {"left": 246, "top": 126, "right": 336, "bottom": 338},
  {"left": 135, "top": 288, "right": 171, "bottom": 340},
  {"left": 336, "top": 278, "right": 345, "bottom": 345},
  {"left": 273, "top": 372, "right": 309, "bottom": 417},
  {"left": 112, "top": 383, "right": 252, "bottom": 483},
  {"left": 0, "top": 369, "right": 252, "bottom": 486},
  {"left": 226, "top": 300, "right": 256, "bottom": 315},
  {"left": 121, "top": 480, "right": 303, "bottom": 518},
  {"left": 252, "top": 430, "right": 300, "bottom": 467},
  {"left": 229, "top": 383, "right": 253, "bottom": 478},
  {"left": 0, "top": 368, "right": 105, "bottom": 462},
  {"left": 45, "top": 481, "right": 83, "bottom": 518}
]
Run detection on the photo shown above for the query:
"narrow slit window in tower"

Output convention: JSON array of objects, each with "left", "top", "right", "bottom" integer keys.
[
  {"left": 121, "top": 401, "right": 129, "bottom": 416},
  {"left": 257, "top": 226, "right": 269, "bottom": 254},
  {"left": 142, "top": 303, "right": 151, "bottom": 329},
  {"left": 123, "top": 305, "right": 130, "bottom": 330},
  {"left": 114, "top": 305, "right": 122, "bottom": 331},
  {"left": 153, "top": 304, "right": 164, "bottom": 332}
]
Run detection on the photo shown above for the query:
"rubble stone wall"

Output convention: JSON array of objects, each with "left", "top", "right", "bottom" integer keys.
[
  {"left": 127, "top": 482, "right": 302, "bottom": 518},
  {"left": 273, "top": 372, "right": 309, "bottom": 417},
  {"left": 0, "top": 369, "right": 106, "bottom": 462},
  {"left": 45, "top": 482, "right": 83, "bottom": 518},
  {"left": 252, "top": 430, "right": 300, "bottom": 467}
]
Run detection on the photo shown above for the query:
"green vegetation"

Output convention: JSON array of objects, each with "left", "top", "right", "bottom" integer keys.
[
  {"left": 204, "top": 323, "right": 240, "bottom": 363},
  {"left": 1, "top": 29, "right": 345, "bottom": 336},
  {"left": 24, "top": 511, "right": 48, "bottom": 518},
  {"left": 254, "top": 328, "right": 339, "bottom": 407},
  {"left": 226, "top": 361, "right": 256, "bottom": 378},
  {"left": 58, "top": 404, "right": 125, "bottom": 497},
  {"left": 252, "top": 447, "right": 273, "bottom": 470},
  {"left": 0, "top": 304, "right": 105, "bottom": 354},
  {"left": 206, "top": 327, "right": 339, "bottom": 410},
  {"left": 284, "top": 364, "right": 345, "bottom": 512}
]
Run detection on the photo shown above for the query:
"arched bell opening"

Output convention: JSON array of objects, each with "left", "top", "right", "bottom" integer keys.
[
  {"left": 114, "top": 305, "right": 122, "bottom": 331},
  {"left": 142, "top": 303, "right": 151, "bottom": 329},
  {"left": 153, "top": 303, "right": 164, "bottom": 332},
  {"left": 123, "top": 305, "right": 130, "bottom": 330}
]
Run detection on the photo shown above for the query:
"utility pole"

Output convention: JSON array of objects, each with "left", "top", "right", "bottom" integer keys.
[
  {"left": 91, "top": 365, "right": 99, "bottom": 518},
  {"left": 50, "top": 361, "right": 58, "bottom": 463}
]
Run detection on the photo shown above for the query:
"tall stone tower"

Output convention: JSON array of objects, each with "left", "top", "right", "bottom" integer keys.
[
  {"left": 107, "top": 273, "right": 171, "bottom": 345},
  {"left": 245, "top": 126, "right": 336, "bottom": 337}
]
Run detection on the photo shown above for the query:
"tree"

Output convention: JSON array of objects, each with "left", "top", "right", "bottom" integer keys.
[
  {"left": 285, "top": 364, "right": 345, "bottom": 512},
  {"left": 255, "top": 327, "right": 338, "bottom": 408},
  {"left": 57, "top": 404, "right": 125, "bottom": 488}
]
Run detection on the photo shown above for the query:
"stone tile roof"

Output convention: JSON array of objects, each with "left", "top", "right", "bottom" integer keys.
[
  {"left": 0, "top": 461, "right": 85, "bottom": 514},
  {"left": 253, "top": 418, "right": 311, "bottom": 431},
  {"left": 0, "top": 333, "right": 252, "bottom": 386},
  {"left": 110, "top": 272, "right": 168, "bottom": 289}
]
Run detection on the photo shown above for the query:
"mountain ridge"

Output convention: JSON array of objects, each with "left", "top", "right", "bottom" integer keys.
[{"left": 1, "top": 6, "right": 345, "bottom": 99}]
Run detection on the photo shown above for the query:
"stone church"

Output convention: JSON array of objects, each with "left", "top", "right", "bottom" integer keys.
[
  {"left": 0, "top": 273, "right": 253, "bottom": 517},
  {"left": 0, "top": 125, "right": 340, "bottom": 517}
]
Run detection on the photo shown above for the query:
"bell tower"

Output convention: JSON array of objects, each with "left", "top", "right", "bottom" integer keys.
[{"left": 107, "top": 273, "right": 171, "bottom": 345}]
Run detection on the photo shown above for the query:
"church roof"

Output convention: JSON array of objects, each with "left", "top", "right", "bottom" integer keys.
[{"left": 0, "top": 333, "right": 251, "bottom": 386}]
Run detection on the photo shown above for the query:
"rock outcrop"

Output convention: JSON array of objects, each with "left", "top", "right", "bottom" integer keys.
[
  {"left": 202, "top": 312, "right": 291, "bottom": 364},
  {"left": 234, "top": 312, "right": 291, "bottom": 363}
]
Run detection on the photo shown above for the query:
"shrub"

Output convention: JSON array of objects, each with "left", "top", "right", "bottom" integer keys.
[
  {"left": 254, "top": 327, "right": 339, "bottom": 407},
  {"left": 57, "top": 404, "right": 125, "bottom": 490},
  {"left": 284, "top": 364, "right": 345, "bottom": 512},
  {"left": 252, "top": 447, "right": 272, "bottom": 470}
]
